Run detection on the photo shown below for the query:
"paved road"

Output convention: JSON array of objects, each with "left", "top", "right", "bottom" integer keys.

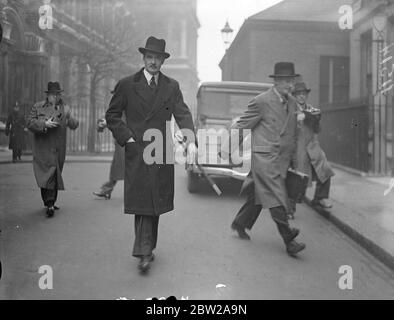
[{"left": 1, "top": 162, "right": 393, "bottom": 299}]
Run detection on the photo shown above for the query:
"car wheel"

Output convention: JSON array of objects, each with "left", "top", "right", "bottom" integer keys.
[{"left": 187, "top": 170, "right": 199, "bottom": 193}]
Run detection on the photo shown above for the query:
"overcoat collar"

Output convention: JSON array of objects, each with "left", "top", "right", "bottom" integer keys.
[
  {"left": 133, "top": 68, "right": 171, "bottom": 120},
  {"left": 267, "top": 88, "right": 293, "bottom": 136},
  {"left": 42, "top": 98, "right": 64, "bottom": 109}
]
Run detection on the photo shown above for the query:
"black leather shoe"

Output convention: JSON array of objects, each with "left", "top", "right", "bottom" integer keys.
[
  {"left": 283, "top": 228, "right": 300, "bottom": 244},
  {"left": 286, "top": 240, "right": 306, "bottom": 257},
  {"left": 93, "top": 191, "right": 111, "bottom": 199},
  {"left": 312, "top": 199, "right": 333, "bottom": 209},
  {"left": 231, "top": 222, "right": 251, "bottom": 240},
  {"left": 46, "top": 206, "right": 55, "bottom": 218},
  {"left": 54, "top": 206, "right": 60, "bottom": 210}
]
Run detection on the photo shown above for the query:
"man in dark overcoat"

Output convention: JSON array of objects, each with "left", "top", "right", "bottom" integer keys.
[
  {"left": 27, "top": 82, "right": 79, "bottom": 217},
  {"left": 106, "top": 36, "right": 197, "bottom": 273},
  {"left": 293, "top": 82, "right": 335, "bottom": 212},
  {"left": 5, "top": 102, "right": 26, "bottom": 162},
  {"left": 221, "top": 62, "right": 306, "bottom": 257}
]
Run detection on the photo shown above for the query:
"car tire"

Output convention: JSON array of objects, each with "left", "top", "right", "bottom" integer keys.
[{"left": 187, "top": 170, "right": 199, "bottom": 193}]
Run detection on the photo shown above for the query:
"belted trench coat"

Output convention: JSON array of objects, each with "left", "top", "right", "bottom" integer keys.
[{"left": 27, "top": 100, "right": 79, "bottom": 190}]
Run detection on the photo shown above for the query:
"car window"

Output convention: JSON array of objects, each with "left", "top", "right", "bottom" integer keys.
[{"left": 198, "top": 90, "right": 257, "bottom": 119}]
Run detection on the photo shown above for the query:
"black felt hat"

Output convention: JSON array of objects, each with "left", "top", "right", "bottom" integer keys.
[
  {"left": 293, "top": 82, "right": 311, "bottom": 93},
  {"left": 269, "top": 62, "right": 300, "bottom": 78},
  {"left": 45, "top": 81, "right": 64, "bottom": 94},
  {"left": 138, "top": 36, "right": 170, "bottom": 59}
]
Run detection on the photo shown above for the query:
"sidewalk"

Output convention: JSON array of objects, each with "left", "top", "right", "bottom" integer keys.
[
  {"left": 0, "top": 148, "right": 113, "bottom": 164},
  {"left": 304, "top": 166, "right": 394, "bottom": 271}
]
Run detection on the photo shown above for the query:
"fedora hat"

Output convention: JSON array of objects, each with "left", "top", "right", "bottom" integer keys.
[
  {"left": 45, "top": 81, "right": 63, "bottom": 94},
  {"left": 138, "top": 36, "right": 170, "bottom": 59},
  {"left": 269, "top": 62, "right": 300, "bottom": 78},
  {"left": 293, "top": 82, "right": 311, "bottom": 94}
]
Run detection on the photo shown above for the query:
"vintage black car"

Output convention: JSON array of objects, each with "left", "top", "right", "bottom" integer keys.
[{"left": 186, "top": 81, "right": 272, "bottom": 193}]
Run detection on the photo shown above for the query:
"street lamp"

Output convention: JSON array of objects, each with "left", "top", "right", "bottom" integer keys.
[{"left": 221, "top": 20, "right": 233, "bottom": 50}]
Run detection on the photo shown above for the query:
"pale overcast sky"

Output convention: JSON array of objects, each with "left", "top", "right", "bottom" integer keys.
[{"left": 197, "top": 0, "right": 283, "bottom": 82}]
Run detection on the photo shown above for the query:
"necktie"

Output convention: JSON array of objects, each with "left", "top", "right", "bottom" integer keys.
[
  {"left": 149, "top": 77, "right": 157, "bottom": 89},
  {"left": 282, "top": 95, "right": 289, "bottom": 114}
]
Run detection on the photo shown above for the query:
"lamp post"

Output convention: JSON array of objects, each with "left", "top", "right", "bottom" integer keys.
[
  {"left": 221, "top": 19, "right": 233, "bottom": 50},
  {"left": 221, "top": 20, "right": 233, "bottom": 80},
  {"left": 372, "top": 12, "right": 389, "bottom": 174}
]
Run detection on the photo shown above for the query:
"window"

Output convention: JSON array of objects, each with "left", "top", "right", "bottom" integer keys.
[{"left": 319, "top": 56, "right": 350, "bottom": 105}]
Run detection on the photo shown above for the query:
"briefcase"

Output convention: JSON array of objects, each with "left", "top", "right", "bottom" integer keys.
[{"left": 286, "top": 168, "right": 309, "bottom": 203}]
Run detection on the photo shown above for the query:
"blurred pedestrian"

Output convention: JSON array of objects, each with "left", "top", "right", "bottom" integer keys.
[
  {"left": 93, "top": 117, "right": 125, "bottom": 199},
  {"left": 292, "top": 82, "right": 335, "bottom": 213},
  {"left": 221, "top": 62, "right": 306, "bottom": 257},
  {"left": 27, "top": 82, "right": 79, "bottom": 218},
  {"left": 106, "top": 36, "right": 197, "bottom": 273},
  {"left": 5, "top": 101, "right": 26, "bottom": 163}
]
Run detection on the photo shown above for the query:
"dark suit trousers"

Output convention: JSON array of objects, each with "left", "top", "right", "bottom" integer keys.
[
  {"left": 40, "top": 188, "right": 58, "bottom": 207},
  {"left": 12, "top": 149, "right": 22, "bottom": 160},
  {"left": 312, "top": 168, "right": 331, "bottom": 200},
  {"left": 132, "top": 215, "right": 159, "bottom": 258},
  {"left": 233, "top": 191, "right": 293, "bottom": 243},
  {"left": 40, "top": 170, "right": 58, "bottom": 207}
]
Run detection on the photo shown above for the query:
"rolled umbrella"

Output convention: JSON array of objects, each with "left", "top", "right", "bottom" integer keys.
[{"left": 176, "top": 136, "right": 222, "bottom": 196}]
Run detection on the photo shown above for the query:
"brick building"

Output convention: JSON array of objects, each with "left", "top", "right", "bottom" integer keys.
[
  {"left": 219, "top": 0, "right": 394, "bottom": 175},
  {"left": 348, "top": 0, "right": 394, "bottom": 175},
  {"left": 219, "top": 0, "right": 351, "bottom": 107}
]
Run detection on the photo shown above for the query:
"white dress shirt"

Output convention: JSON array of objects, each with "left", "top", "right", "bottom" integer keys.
[{"left": 143, "top": 68, "right": 159, "bottom": 86}]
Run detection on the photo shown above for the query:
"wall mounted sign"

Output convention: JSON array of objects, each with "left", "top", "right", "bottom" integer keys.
[{"left": 379, "top": 43, "right": 394, "bottom": 95}]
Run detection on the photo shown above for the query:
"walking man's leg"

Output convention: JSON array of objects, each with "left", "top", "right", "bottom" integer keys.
[
  {"left": 41, "top": 188, "right": 57, "bottom": 217},
  {"left": 41, "top": 171, "right": 58, "bottom": 217},
  {"left": 93, "top": 180, "right": 117, "bottom": 199},
  {"left": 270, "top": 206, "right": 305, "bottom": 256},
  {"left": 102, "top": 180, "right": 117, "bottom": 192},
  {"left": 133, "top": 215, "right": 159, "bottom": 272},
  {"left": 12, "top": 150, "right": 17, "bottom": 163},
  {"left": 231, "top": 191, "right": 262, "bottom": 240},
  {"left": 312, "top": 169, "right": 332, "bottom": 209}
]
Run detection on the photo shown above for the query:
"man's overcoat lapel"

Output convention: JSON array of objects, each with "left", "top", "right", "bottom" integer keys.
[
  {"left": 146, "top": 72, "right": 170, "bottom": 121},
  {"left": 133, "top": 70, "right": 153, "bottom": 118},
  {"left": 132, "top": 70, "right": 170, "bottom": 121}
]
